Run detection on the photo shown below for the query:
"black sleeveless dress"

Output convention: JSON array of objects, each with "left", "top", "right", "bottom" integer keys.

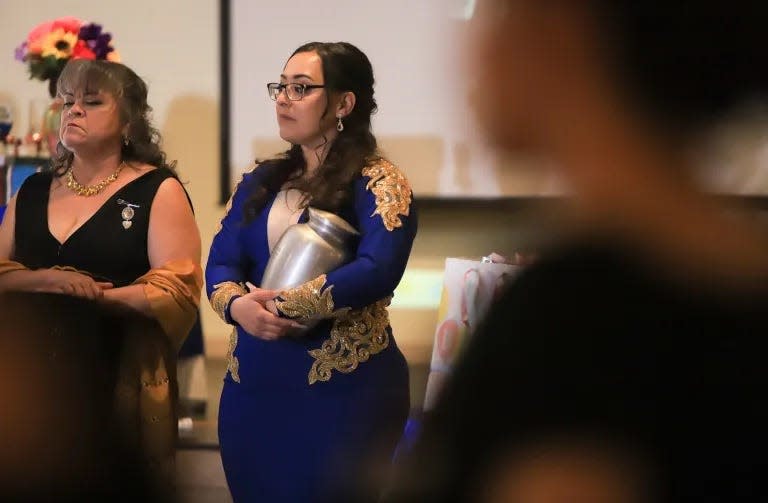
[
  {"left": 2, "top": 168, "right": 186, "bottom": 498},
  {"left": 13, "top": 167, "right": 178, "bottom": 286}
]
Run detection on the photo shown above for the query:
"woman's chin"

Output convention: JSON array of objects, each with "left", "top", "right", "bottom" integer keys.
[
  {"left": 278, "top": 129, "right": 300, "bottom": 145},
  {"left": 278, "top": 132, "right": 294, "bottom": 144},
  {"left": 59, "top": 134, "right": 85, "bottom": 150}
]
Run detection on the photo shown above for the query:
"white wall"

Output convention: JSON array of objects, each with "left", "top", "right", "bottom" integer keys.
[
  {"left": 229, "top": 0, "right": 562, "bottom": 197},
  {"left": 1, "top": 1, "right": 218, "bottom": 146}
]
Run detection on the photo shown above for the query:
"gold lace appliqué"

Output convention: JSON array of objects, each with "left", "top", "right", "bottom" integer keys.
[
  {"left": 361, "top": 159, "right": 412, "bottom": 232},
  {"left": 211, "top": 281, "right": 247, "bottom": 322},
  {"left": 307, "top": 297, "right": 392, "bottom": 384},
  {"left": 274, "top": 275, "right": 348, "bottom": 321},
  {"left": 225, "top": 328, "right": 240, "bottom": 383}
]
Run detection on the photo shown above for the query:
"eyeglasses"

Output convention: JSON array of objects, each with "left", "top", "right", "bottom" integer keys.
[{"left": 267, "top": 82, "right": 326, "bottom": 101}]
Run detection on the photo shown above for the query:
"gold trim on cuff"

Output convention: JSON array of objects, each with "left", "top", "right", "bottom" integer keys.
[
  {"left": 211, "top": 281, "right": 247, "bottom": 322},
  {"left": 274, "top": 275, "right": 348, "bottom": 322}
]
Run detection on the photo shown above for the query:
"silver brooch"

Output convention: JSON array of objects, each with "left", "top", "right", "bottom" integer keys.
[{"left": 117, "top": 199, "right": 140, "bottom": 229}]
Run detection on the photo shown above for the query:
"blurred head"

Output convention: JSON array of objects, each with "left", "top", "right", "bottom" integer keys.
[
  {"left": 470, "top": 1, "right": 768, "bottom": 154},
  {"left": 273, "top": 41, "right": 377, "bottom": 148},
  {"left": 0, "top": 292, "right": 161, "bottom": 501},
  {"left": 481, "top": 437, "right": 649, "bottom": 503},
  {"left": 53, "top": 59, "right": 174, "bottom": 173}
]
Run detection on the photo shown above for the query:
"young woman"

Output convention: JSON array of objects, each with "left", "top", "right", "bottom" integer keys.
[{"left": 207, "top": 41, "right": 417, "bottom": 502}]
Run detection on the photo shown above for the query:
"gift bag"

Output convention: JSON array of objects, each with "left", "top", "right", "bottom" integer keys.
[{"left": 423, "top": 256, "right": 520, "bottom": 410}]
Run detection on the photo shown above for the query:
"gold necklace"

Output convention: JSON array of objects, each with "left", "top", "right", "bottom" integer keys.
[{"left": 65, "top": 163, "right": 125, "bottom": 197}]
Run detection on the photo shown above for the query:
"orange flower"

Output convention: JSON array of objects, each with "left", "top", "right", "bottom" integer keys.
[
  {"left": 27, "top": 20, "right": 54, "bottom": 44},
  {"left": 26, "top": 20, "right": 54, "bottom": 54},
  {"left": 51, "top": 16, "right": 82, "bottom": 35},
  {"left": 107, "top": 49, "right": 121, "bottom": 63}
]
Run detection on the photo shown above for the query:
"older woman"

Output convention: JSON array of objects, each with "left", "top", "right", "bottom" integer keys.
[{"left": 0, "top": 59, "right": 201, "bottom": 491}]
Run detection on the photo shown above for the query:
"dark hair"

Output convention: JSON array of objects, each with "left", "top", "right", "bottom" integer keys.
[
  {"left": 52, "top": 59, "right": 176, "bottom": 176},
  {"left": 591, "top": 1, "right": 768, "bottom": 135},
  {"left": 244, "top": 41, "right": 379, "bottom": 220}
]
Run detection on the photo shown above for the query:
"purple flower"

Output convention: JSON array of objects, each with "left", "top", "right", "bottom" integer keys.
[
  {"left": 79, "top": 23, "right": 102, "bottom": 40},
  {"left": 90, "top": 33, "right": 114, "bottom": 59},
  {"left": 14, "top": 41, "right": 28, "bottom": 62},
  {"left": 80, "top": 23, "right": 114, "bottom": 60}
]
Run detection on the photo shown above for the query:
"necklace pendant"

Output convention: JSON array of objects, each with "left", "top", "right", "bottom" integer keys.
[{"left": 118, "top": 198, "right": 139, "bottom": 231}]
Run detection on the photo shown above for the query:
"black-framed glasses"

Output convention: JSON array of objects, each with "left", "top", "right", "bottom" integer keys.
[{"left": 267, "top": 82, "right": 326, "bottom": 101}]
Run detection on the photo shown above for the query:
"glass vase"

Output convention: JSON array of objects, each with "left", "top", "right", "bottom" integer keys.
[{"left": 41, "top": 73, "right": 62, "bottom": 157}]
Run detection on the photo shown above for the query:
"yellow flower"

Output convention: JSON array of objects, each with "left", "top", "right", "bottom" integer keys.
[
  {"left": 107, "top": 49, "right": 121, "bottom": 62},
  {"left": 40, "top": 28, "right": 78, "bottom": 59}
]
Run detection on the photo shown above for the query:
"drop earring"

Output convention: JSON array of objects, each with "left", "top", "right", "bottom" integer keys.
[
  {"left": 123, "top": 136, "right": 129, "bottom": 146},
  {"left": 336, "top": 116, "right": 344, "bottom": 132}
]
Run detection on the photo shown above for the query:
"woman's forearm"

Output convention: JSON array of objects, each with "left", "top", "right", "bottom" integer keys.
[
  {"left": 101, "top": 284, "right": 153, "bottom": 317},
  {"left": 0, "top": 269, "right": 48, "bottom": 293}
]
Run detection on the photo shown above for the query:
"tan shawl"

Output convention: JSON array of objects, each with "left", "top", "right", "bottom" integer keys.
[
  {"left": 0, "top": 259, "right": 27, "bottom": 277},
  {"left": 134, "top": 258, "right": 203, "bottom": 351}
]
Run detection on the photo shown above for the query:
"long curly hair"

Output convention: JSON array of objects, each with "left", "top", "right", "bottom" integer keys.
[
  {"left": 244, "top": 42, "right": 379, "bottom": 221},
  {"left": 51, "top": 59, "right": 176, "bottom": 176}
]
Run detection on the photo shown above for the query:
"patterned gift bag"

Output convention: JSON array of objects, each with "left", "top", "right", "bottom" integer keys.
[
  {"left": 392, "top": 256, "right": 520, "bottom": 463},
  {"left": 423, "top": 257, "right": 520, "bottom": 410}
]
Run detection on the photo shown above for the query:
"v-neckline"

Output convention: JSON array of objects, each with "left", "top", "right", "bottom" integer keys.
[
  {"left": 259, "top": 193, "right": 309, "bottom": 257},
  {"left": 267, "top": 189, "right": 306, "bottom": 252},
  {"left": 46, "top": 169, "right": 158, "bottom": 247}
]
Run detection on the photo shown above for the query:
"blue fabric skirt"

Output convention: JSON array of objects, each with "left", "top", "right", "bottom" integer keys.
[{"left": 218, "top": 337, "right": 410, "bottom": 503}]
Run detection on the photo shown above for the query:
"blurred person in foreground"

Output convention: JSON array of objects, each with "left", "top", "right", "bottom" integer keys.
[
  {"left": 385, "top": 1, "right": 768, "bottom": 502},
  {"left": 0, "top": 294, "right": 168, "bottom": 502}
]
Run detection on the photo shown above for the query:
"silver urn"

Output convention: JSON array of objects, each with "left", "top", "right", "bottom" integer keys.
[{"left": 260, "top": 207, "right": 360, "bottom": 291}]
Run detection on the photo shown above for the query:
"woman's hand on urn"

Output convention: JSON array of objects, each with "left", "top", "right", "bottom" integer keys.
[
  {"left": 231, "top": 285, "right": 304, "bottom": 340},
  {"left": 36, "top": 269, "right": 113, "bottom": 300},
  {"left": 245, "top": 282, "right": 282, "bottom": 316}
]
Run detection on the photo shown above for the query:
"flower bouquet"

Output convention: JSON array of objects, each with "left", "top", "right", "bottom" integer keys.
[
  {"left": 14, "top": 17, "right": 120, "bottom": 155},
  {"left": 15, "top": 17, "right": 120, "bottom": 98}
]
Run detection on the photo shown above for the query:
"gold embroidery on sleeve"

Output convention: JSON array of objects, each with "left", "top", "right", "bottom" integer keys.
[
  {"left": 307, "top": 297, "right": 391, "bottom": 384},
  {"left": 211, "top": 281, "right": 247, "bottom": 322},
  {"left": 361, "top": 159, "right": 412, "bottom": 232},
  {"left": 274, "top": 275, "right": 349, "bottom": 321},
  {"left": 225, "top": 328, "right": 240, "bottom": 383}
]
